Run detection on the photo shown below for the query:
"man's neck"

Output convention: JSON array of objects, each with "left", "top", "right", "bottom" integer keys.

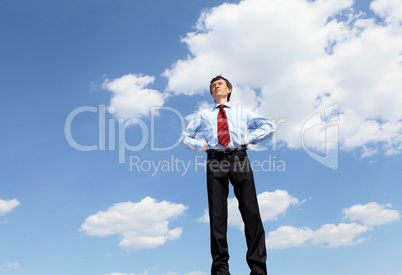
[{"left": 214, "top": 98, "right": 228, "bottom": 105}]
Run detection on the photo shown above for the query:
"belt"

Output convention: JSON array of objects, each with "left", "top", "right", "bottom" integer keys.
[{"left": 207, "top": 145, "right": 247, "bottom": 154}]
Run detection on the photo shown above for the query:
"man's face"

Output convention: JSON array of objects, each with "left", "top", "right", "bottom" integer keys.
[{"left": 211, "top": 79, "right": 231, "bottom": 102}]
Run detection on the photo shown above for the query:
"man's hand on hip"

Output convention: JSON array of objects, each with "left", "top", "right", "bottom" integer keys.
[{"left": 203, "top": 142, "right": 208, "bottom": 152}]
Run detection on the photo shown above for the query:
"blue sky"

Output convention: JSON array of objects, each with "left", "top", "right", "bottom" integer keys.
[{"left": 1, "top": 0, "right": 402, "bottom": 275}]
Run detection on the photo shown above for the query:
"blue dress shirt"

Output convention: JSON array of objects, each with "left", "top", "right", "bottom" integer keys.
[{"left": 179, "top": 103, "right": 276, "bottom": 151}]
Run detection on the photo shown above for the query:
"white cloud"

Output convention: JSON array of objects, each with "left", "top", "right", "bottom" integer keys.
[
  {"left": 311, "top": 222, "right": 372, "bottom": 248},
  {"left": 266, "top": 201, "right": 400, "bottom": 249},
  {"left": 257, "top": 190, "right": 300, "bottom": 222},
  {"left": 197, "top": 189, "right": 299, "bottom": 229},
  {"left": 196, "top": 209, "right": 209, "bottom": 224},
  {"left": 81, "top": 197, "right": 187, "bottom": 250},
  {"left": 342, "top": 202, "right": 400, "bottom": 226},
  {"left": 0, "top": 199, "right": 20, "bottom": 216},
  {"left": 266, "top": 223, "right": 372, "bottom": 250},
  {"left": 371, "top": 0, "right": 402, "bottom": 25},
  {"left": 102, "top": 74, "right": 165, "bottom": 120},
  {"left": 5, "top": 262, "right": 20, "bottom": 270},
  {"left": 266, "top": 226, "right": 314, "bottom": 250},
  {"left": 163, "top": 0, "right": 402, "bottom": 156},
  {"left": 361, "top": 145, "right": 378, "bottom": 159}
]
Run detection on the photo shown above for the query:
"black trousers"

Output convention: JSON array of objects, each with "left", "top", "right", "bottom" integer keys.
[{"left": 206, "top": 149, "right": 267, "bottom": 275}]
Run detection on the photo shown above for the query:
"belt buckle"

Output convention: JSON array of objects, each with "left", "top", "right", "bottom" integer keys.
[{"left": 222, "top": 147, "right": 231, "bottom": 153}]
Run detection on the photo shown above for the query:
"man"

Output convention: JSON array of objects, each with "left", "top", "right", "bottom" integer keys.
[{"left": 179, "top": 76, "right": 276, "bottom": 275}]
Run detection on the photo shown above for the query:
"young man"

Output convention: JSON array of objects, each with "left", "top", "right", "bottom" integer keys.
[{"left": 179, "top": 76, "right": 276, "bottom": 275}]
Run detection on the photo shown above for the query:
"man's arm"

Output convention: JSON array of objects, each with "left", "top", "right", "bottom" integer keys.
[
  {"left": 243, "top": 110, "right": 276, "bottom": 145},
  {"left": 178, "top": 113, "right": 208, "bottom": 151}
]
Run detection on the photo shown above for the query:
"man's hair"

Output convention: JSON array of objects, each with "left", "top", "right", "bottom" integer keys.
[{"left": 210, "top": 75, "right": 232, "bottom": 102}]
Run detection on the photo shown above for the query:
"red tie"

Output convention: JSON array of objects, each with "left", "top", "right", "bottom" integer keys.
[{"left": 217, "top": 104, "right": 231, "bottom": 146}]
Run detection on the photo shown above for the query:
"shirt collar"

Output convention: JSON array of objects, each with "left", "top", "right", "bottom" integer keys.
[{"left": 213, "top": 102, "right": 231, "bottom": 110}]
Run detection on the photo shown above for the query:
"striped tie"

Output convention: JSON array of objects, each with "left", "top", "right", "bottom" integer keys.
[{"left": 217, "top": 104, "right": 231, "bottom": 146}]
